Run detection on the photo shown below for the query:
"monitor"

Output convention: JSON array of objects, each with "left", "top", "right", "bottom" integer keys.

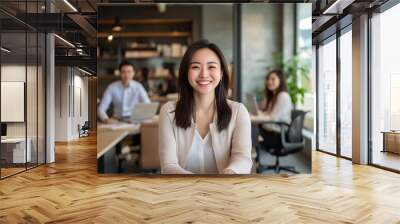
[
  {"left": 246, "top": 93, "right": 260, "bottom": 116},
  {"left": 130, "top": 102, "right": 159, "bottom": 124}
]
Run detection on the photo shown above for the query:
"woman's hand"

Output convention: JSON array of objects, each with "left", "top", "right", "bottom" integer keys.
[{"left": 222, "top": 169, "right": 236, "bottom": 174}]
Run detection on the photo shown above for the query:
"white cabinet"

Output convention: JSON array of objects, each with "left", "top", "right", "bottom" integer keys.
[{"left": 1, "top": 138, "right": 32, "bottom": 163}]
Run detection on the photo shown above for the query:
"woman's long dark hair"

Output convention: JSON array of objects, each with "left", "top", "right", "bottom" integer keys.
[
  {"left": 175, "top": 39, "right": 232, "bottom": 131},
  {"left": 263, "top": 69, "right": 288, "bottom": 112}
]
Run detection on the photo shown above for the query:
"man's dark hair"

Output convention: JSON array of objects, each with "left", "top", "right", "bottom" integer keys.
[{"left": 119, "top": 61, "right": 135, "bottom": 71}]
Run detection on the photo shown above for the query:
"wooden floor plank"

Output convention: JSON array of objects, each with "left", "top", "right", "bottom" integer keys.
[{"left": 0, "top": 135, "right": 400, "bottom": 223}]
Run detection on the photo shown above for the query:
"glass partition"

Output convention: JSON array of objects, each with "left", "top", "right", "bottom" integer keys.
[
  {"left": 0, "top": 1, "right": 46, "bottom": 179},
  {"left": 1, "top": 30, "right": 28, "bottom": 177},
  {"left": 38, "top": 32, "right": 45, "bottom": 165}
]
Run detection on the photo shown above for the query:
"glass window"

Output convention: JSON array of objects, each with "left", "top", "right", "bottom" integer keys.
[
  {"left": 339, "top": 28, "right": 352, "bottom": 158},
  {"left": 297, "top": 4, "right": 314, "bottom": 131},
  {"left": 371, "top": 3, "right": 400, "bottom": 171},
  {"left": 317, "top": 36, "right": 337, "bottom": 154}
]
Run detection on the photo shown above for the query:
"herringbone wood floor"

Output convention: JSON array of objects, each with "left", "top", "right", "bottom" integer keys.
[{"left": 1, "top": 135, "right": 400, "bottom": 223}]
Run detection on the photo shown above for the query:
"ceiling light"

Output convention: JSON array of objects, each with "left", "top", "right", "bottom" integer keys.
[
  {"left": 107, "top": 34, "right": 114, "bottom": 42},
  {"left": 76, "top": 48, "right": 84, "bottom": 55},
  {"left": 112, "top": 17, "right": 122, "bottom": 32},
  {"left": 1, "top": 47, "right": 11, "bottom": 53},
  {"left": 78, "top": 67, "right": 93, "bottom": 76},
  {"left": 54, "top": 34, "right": 75, "bottom": 48},
  {"left": 322, "top": 0, "right": 353, "bottom": 15},
  {"left": 63, "top": 0, "right": 78, "bottom": 12}
]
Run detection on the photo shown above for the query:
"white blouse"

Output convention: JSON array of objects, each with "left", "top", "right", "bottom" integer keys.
[{"left": 185, "top": 130, "right": 218, "bottom": 174}]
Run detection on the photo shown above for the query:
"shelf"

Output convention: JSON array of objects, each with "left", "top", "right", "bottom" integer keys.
[
  {"left": 98, "top": 18, "right": 192, "bottom": 25},
  {"left": 124, "top": 47, "right": 158, "bottom": 51},
  {"left": 99, "top": 56, "right": 181, "bottom": 61},
  {"left": 98, "top": 31, "right": 192, "bottom": 39}
]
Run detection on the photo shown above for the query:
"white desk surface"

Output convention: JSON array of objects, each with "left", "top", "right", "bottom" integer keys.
[
  {"left": 98, "top": 122, "right": 141, "bottom": 135},
  {"left": 1, "top": 137, "right": 28, "bottom": 143},
  {"left": 250, "top": 115, "right": 271, "bottom": 124}
]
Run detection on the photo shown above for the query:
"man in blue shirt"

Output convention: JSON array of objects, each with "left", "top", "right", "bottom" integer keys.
[{"left": 98, "top": 61, "right": 150, "bottom": 123}]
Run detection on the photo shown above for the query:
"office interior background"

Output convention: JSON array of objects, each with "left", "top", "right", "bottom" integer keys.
[
  {"left": 0, "top": 0, "right": 399, "bottom": 177},
  {"left": 0, "top": 0, "right": 400, "bottom": 222},
  {"left": 97, "top": 3, "right": 313, "bottom": 174}
]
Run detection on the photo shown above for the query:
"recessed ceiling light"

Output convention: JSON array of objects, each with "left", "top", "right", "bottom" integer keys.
[
  {"left": 63, "top": 0, "right": 78, "bottom": 12},
  {"left": 54, "top": 34, "right": 75, "bottom": 48},
  {"left": 78, "top": 67, "right": 93, "bottom": 76},
  {"left": 1, "top": 47, "right": 11, "bottom": 53}
]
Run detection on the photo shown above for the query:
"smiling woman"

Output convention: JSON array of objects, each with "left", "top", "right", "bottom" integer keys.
[{"left": 158, "top": 40, "right": 253, "bottom": 174}]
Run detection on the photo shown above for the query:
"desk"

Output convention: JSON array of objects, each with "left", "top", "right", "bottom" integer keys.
[
  {"left": 1, "top": 138, "right": 31, "bottom": 164},
  {"left": 382, "top": 131, "right": 400, "bottom": 154},
  {"left": 97, "top": 130, "right": 129, "bottom": 159},
  {"left": 97, "top": 118, "right": 158, "bottom": 173},
  {"left": 250, "top": 115, "right": 271, "bottom": 124},
  {"left": 97, "top": 122, "right": 140, "bottom": 158}
]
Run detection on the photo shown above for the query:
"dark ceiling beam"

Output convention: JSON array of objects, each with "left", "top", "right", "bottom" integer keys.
[
  {"left": 312, "top": 15, "right": 335, "bottom": 33},
  {"left": 67, "top": 13, "right": 97, "bottom": 38},
  {"left": 13, "top": 13, "right": 81, "bottom": 32},
  {"left": 322, "top": 0, "right": 356, "bottom": 14},
  {"left": 86, "top": 0, "right": 97, "bottom": 12},
  {"left": 55, "top": 55, "right": 96, "bottom": 71}
]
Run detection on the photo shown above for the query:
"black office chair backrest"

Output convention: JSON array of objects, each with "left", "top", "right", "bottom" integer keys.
[
  {"left": 286, "top": 110, "right": 307, "bottom": 143},
  {"left": 82, "top": 121, "right": 90, "bottom": 129}
]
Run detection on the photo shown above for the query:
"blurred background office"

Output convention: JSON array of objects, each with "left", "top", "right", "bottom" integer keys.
[{"left": 97, "top": 3, "right": 313, "bottom": 174}]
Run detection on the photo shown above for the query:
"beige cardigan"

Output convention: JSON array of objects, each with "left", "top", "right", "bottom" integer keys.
[{"left": 158, "top": 100, "right": 253, "bottom": 174}]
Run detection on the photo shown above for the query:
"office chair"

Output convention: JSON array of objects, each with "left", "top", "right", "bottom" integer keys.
[
  {"left": 78, "top": 121, "right": 90, "bottom": 138},
  {"left": 255, "top": 110, "right": 307, "bottom": 174}
]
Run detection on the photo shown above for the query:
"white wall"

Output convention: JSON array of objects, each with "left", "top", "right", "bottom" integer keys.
[
  {"left": 55, "top": 67, "right": 89, "bottom": 141},
  {"left": 1, "top": 64, "right": 46, "bottom": 164},
  {"left": 201, "top": 5, "right": 233, "bottom": 63},
  {"left": 1, "top": 65, "right": 35, "bottom": 138},
  {"left": 241, "top": 4, "right": 282, "bottom": 101}
]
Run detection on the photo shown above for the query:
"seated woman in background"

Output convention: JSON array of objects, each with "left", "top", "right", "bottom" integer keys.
[
  {"left": 258, "top": 70, "right": 293, "bottom": 149},
  {"left": 159, "top": 39, "right": 253, "bottom": 174}
]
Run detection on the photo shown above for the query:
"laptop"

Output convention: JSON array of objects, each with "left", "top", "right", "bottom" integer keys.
[
  {"left": 246, "top": 93, "right": 259, "bottom": 116},
  {"left": 130, "top": 102, "right": 160, "bottom": 124}
]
